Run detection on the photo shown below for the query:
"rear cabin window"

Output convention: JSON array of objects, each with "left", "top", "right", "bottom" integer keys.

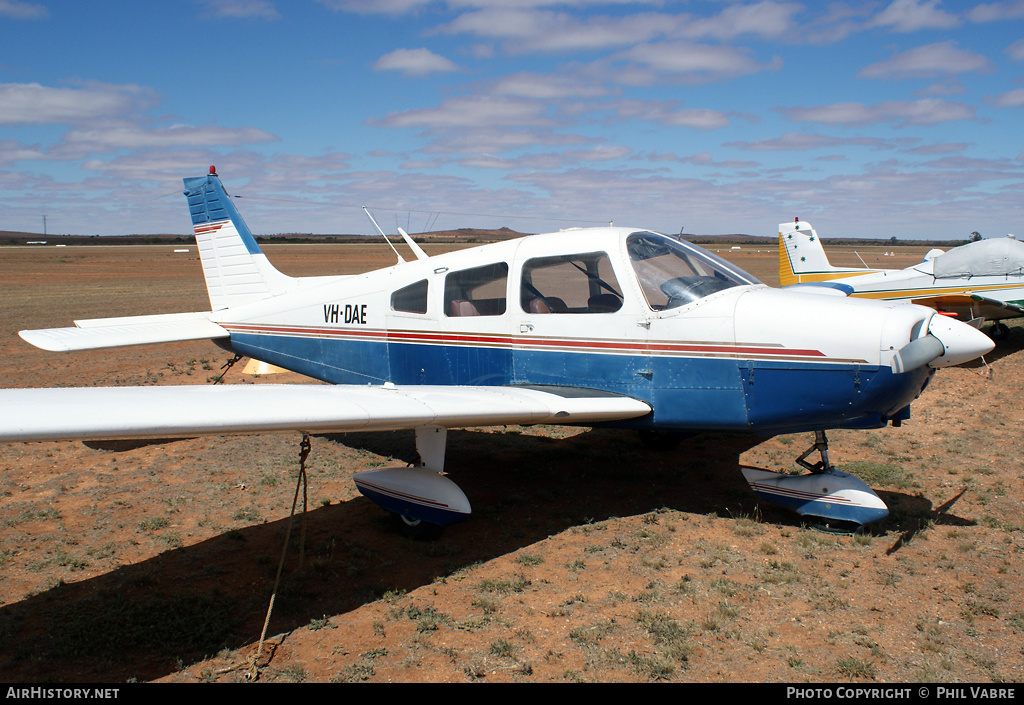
[
  {"left": 520, "top": 252, "right": 623, "bottom": 314},
  {"left": 391, "top": 279, "right": 428, "bottom": 314},
  {"left": 444, "top": 263, "right": 509, "bottom": 317}
]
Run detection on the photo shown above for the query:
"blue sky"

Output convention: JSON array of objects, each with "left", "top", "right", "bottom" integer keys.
[{"left": 2, "top": 0, "right": 1023, "bottom": 240}]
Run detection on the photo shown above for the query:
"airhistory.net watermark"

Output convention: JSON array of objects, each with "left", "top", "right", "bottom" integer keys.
[{"left": 6, "top": 689, "right": 119, "bottom": 700}]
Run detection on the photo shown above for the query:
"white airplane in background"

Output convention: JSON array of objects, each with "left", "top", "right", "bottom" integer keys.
[
  {"left": 0, "top": 169, "right": 994, "bottom": 532},
  {"left": 778, "top": 218, "right": 1024, "bottom": 340}
]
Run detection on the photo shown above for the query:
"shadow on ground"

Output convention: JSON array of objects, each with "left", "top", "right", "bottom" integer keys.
[{"left": 0, "top": 427, "right": 971, "bottom": 682}]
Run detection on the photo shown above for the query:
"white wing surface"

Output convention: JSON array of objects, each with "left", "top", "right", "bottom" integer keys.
[
  {"left": 19, "top": 312, "right": 228, "bottom": 352},
  {"left": 0, "top": 384, "right": 650, "bottom": 442}
]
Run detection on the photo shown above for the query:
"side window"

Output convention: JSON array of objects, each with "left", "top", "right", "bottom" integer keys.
[
  {"left": 391, "top": 279, "right": 428, "bottom": 314},
  {"left": 444, "top": 262, "right": 509, "bottom": 317},
  {"left": 520, "top": 252, "right": 623, "bottom": 314}
]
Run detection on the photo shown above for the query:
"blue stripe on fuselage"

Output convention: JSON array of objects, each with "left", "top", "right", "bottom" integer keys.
[{"left": 224, "top": 332, "right": 929, "bottom": 434}]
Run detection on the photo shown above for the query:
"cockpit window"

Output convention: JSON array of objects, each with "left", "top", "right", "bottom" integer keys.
[
  {"left": 520, "top": 252, "right": 623, "bottom": 314},
  {"left": 627, "top": 231, "right": 759, "bottom": 311}
]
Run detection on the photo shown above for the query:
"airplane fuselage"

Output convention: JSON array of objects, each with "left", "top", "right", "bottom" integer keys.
[
  {"left": 212, "top": 227, "right": 941, "bottom": 436},
  {"left": 820, "top": 266, "right": 1024, "bottom": 322}
]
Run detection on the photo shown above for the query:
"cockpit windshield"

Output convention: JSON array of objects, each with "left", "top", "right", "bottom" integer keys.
[{"left": 627, "top": 231, "right": 760, "bottom": 311}]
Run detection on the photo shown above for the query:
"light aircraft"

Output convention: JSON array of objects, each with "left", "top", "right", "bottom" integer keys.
[
  {"left": 778, "top": 218, "right": 1024, "bottom": 340},
  {"left": 0, "top": 170, "right": 995, "bottom": 532}
]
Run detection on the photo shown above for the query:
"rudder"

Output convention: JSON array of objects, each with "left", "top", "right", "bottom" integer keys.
[
  {"left": 183, "top": 167, "right": 293, "bottom": 311},
  {"left": 777, "top": 218, "right": 864, "bottom": 285}
]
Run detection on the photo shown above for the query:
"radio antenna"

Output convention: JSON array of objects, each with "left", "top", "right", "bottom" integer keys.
[{"left": 363, "top": 207, "right": 405, "bottom": 264}]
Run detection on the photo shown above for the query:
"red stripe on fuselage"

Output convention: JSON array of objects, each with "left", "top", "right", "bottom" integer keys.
[{"left": 221, "top": 322, "right": 832, "bottom": 360}]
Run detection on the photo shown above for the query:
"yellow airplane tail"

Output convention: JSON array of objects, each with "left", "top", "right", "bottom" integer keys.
[{"left": 777, "top": 219, "right": 867, "bottom": 285}]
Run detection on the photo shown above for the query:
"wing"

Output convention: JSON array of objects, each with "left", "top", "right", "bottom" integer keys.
[
  {"left": 909, "top": 293, "right": 1024, "bottom": 321},
  {"left": 0, "top": 384, "right": 651, "bottom": 443},
  {"left": 969, "top": 294, "right": 1024, "bottom": 316},
  {"left": 19, "top": 311, "right": 228, "bottom": 352}
]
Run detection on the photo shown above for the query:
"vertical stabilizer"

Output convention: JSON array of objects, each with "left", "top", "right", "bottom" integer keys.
[
  {"left": 778, "top": 219, "right": 868, "bottom": 285},
  {"left": 183, "top": 168, "right": 293, "bottom": 311}
]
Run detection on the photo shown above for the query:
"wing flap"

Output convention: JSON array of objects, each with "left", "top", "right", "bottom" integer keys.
[
  {"left": 19, "top": 311, "right": 228, "bottom": 352},
  {"left": 0, "top": 384, "right": 651, "bottom": 442}
]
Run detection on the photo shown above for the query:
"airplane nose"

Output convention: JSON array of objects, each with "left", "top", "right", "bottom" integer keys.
[
  {"left": 889, "top": 309, "right": 993, "bottom": 373},
  {"left": 925, "top": 314, "right": 994, "bottom": 368}
]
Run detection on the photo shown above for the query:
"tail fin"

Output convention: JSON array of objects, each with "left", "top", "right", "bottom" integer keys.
[
  {"left": 183, "top": 168, "right": 293, "bottom": 311},
  {"left": 777, "top": 219, "right": 867, "bottom": 286}
]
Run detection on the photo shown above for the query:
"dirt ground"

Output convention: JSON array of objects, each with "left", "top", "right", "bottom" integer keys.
[{"left": 0, "top": 241, "right": 1021, "bottom": 684}]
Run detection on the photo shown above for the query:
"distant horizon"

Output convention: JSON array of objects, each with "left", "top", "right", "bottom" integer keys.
[{"left": 0, "top": 227, "right": 992, "bottom": 247}]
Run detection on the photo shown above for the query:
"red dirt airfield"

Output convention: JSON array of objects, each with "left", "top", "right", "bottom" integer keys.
[{"left": 0, "top": 241, "right": 1021, "bottom": 683}]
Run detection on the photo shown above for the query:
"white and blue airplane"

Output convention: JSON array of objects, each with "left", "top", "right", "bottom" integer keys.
[{"left": 0, "top": 169, "right": 995, "bottom": 532}]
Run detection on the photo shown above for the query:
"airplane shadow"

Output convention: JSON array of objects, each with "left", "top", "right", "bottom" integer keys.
[{"left": 0, "top": 427, "right": 970, "bottom": 682}]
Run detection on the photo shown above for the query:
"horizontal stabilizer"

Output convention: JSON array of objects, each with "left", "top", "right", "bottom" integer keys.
[
  {"left": 0, "top": 384, "right": 651, "bottom": 442},
  {"left": 19, "top": 311, "right": 228, "bottom": 352}
]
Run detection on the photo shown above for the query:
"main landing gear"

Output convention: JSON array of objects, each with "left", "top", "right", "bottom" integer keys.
[
  {"left": 352, "top": 427, "right": 471, "bottom": 538},
  {"left": 989, "top": 321, "right": 1011, "bottom": 341},
  {"left": 741, "top": 430, "right": 889, "bottom": 532}
]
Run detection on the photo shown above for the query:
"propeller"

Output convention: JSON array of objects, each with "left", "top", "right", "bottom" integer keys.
[{"left": 890, "top": 334, "right": 945, "bottom": 374}]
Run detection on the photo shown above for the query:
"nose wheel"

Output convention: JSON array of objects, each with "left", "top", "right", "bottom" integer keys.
[
  {"left": 741, "top": 429, "right": 889, "bottom": 530},
  {"left": 394, "top": 512, "right": 443, "bottom": 540}
]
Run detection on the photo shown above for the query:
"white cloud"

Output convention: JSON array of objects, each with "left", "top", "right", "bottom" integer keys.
[
  {"left": 59, "top": 125, "right": 279, "bottom": 153},
  {"left": 987, "top": 88, "right": 1024, "bottom": 107},
  {"left": 968, "top": 1, "right": 1024, "bottom": 23},
  {"left": 0, "top": 0, "right": 47, "bottom": 19},
  {"left": 81, "top": 149, "right": 265, "bottom": 181},
  {"left": 870, "top": 0, "right": 960, "bottom": 33},
  {"left": 858, "top": 41, "right": 994, "bottom": 79},
  {"left": 564, "top": 144, "right": 632, "bottom": 162},
  {"left": 0, "top": 138, "right": 45, "bottom": 165},
  {"left": 420, "top": 129, "right": 591, "bottom": 155},
  {"left": 1007, "top": 39, "right": 1024, "bottom": 61},
  {"left": 316, "top": 0, "right": 434, "bottom": 14},
  {"left": 0, "top": 82, "right": 157, "bottom": 126},
  {"left": 726, "top": 132, "right": 896, "bottom": 152},
  {"left": 373, "top": 48, "right": 461, "bottom": 76},
  {"left": 779, "top": 98, "right": 975, "bottom": 127},
  {"left": 372, "top": 95, "right": 558, "bottom": 131},
  {"left": 608, "top": 99, "right": 731, "bottom": 130},
  {"left": 439, "top": 8, "right": 667, "bottom": 52},
  {"left": 677, "top": 0, "right": 801, "bottom": 41},
  {"left": 616, "top": 42, "right": 783, "bottom": 84},
  {"left": 490, "top": 73, "right": 610, "bottom": 100},
  {"left": 197, "top": 0, "right": 281, "bottom": 19},
  {"left": 438, "top": 3, "right": 802, "bottom": 55},
  {"left": 904, "top": 142, "right": 969, "bottom": 155}
]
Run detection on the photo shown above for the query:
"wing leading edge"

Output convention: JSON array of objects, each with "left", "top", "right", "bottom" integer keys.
[{"left": 0, "top": 384, "right": 651, "bottom": 443}]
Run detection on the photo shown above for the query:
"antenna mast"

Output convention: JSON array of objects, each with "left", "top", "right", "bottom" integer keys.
[{"left": 363, "top": 207, "right": 405, "bottom": 264}]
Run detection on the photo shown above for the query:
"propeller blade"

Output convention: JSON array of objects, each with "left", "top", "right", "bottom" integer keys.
[{"left": 890, "top": 335, "right": 945, "bottom": 374}]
